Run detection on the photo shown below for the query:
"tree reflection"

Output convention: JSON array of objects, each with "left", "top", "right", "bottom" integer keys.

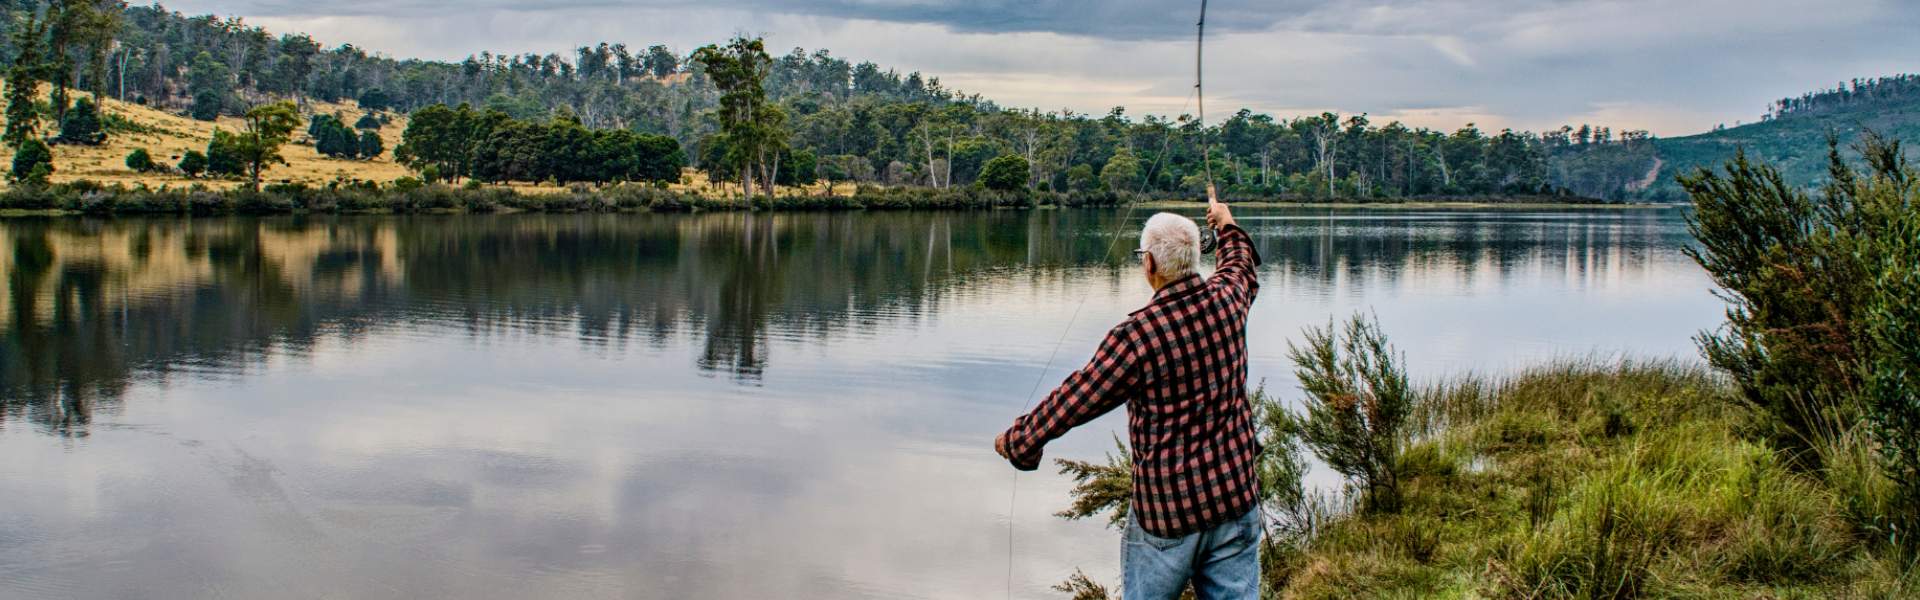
[{"left": 0, "top": 208, "right": 1686, "bottom": 435}]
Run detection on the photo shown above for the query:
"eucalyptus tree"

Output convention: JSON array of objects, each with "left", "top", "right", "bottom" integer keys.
[{"left": 694, "top": 36, "right": 786, "bottom": 199}]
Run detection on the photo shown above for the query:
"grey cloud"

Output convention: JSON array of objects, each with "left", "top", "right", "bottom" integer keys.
[
  {"left": 176, "top": 0, "right": 1920, "bottom": 136},
  {"left": 184, "top": 0, "right": 1302, "bottom": 39}
]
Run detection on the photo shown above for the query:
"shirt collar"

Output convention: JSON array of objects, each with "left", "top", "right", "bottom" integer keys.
[{"left": 1151, "top": 274, "right": 1205, "bottom": 304}]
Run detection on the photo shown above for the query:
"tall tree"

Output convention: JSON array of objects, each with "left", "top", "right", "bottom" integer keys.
[
  {"left": 234, "top": 101, "right": 300, "bottom": 190},
  {"left": 4, "top": 12, "right": 47, "bottom": 147},
  {"left": 694, "top": 36, "right": 785, "bottom": 200},
  {"left": 645, "top": 44, "right": 676, "bottom": 78}
]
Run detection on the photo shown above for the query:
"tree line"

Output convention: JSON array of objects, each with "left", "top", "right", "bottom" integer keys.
[
  {"left": 0, "top": 3, "right": 1719, "bottom": 200},
  {"left": 1764, "top": 74, "right": 1920, "bottom": 122},
  {"left": 395, "top": 103, "right": 685, "bottom": 186}
]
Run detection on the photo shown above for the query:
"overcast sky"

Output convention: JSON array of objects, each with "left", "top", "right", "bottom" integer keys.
[{"left": 167, "top": 0, "right": 1920, "bottom": 136}]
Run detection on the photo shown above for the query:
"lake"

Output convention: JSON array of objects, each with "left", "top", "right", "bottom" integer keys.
[{"left": 0, "top": 207, "right": 1721, "bottom": 599}]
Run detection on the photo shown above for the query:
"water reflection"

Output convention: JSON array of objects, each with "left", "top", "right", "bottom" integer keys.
[
  {"left": 3, "top": 209, "right": 1688, "bottom": 429},
  {"left": 0, "top": 208, "right": 1712, "bottom": 599}
]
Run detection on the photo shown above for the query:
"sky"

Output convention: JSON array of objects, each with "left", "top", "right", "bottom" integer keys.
[{"left": 167, "top": 0, "right": 1920, "bottom": 136}]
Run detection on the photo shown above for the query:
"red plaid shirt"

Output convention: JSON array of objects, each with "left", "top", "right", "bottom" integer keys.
[{"left": 1002, "top": 224, "right": 1261, "bottom": 538}]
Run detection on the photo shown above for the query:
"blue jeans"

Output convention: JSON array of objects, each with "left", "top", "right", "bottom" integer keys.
[{"left": 1123, "top": 506, "right": 1262, "bottom": 600}]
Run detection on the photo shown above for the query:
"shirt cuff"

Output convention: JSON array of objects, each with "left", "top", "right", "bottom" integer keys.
[{"left": 1216, "top": 224, "right": 1262, "bottom": 266}]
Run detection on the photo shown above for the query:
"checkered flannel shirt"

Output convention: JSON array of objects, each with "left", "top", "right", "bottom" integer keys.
[{"left": 1001, "top": 223, "right": 1262, "bottom": 538}]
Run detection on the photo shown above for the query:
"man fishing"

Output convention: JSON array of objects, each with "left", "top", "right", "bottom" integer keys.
[{"left": 995, "top": 185, "right": 1262, "bottom": 599}]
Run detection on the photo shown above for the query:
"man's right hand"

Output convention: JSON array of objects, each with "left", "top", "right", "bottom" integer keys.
[{"left": 1206, "top": 184, "right": 1235, "bottom": 231}]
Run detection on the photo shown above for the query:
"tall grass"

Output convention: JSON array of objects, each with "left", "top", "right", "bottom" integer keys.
[{"left": 1273, "top": 358, "right": 1906, "bottom": 598}]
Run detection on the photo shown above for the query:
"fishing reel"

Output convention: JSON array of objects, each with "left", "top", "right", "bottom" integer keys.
[{"left": 1198, "top": 224, "right": 1218, "bottom": 255}]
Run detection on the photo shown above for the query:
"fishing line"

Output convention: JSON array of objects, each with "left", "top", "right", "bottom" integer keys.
[{"left": 1003, "top": 2, "right": 1211, "bottom": 597}]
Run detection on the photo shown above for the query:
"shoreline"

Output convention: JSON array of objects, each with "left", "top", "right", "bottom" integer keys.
[{"left": 0, "top": 182, "right": 1671, "bottom": 218}]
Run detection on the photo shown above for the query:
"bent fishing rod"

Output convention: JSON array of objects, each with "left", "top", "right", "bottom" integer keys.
[{"left": 1003, "top": 1, "right": 1218, "bottom": 597}]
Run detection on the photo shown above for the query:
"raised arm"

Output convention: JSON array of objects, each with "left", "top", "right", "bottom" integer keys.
[
  {"left": 995, "top": 325, "right": 1142, "bottom": 471},
  {"left": 1205, "top": 185, "right": 1261, "bottom": 301}
]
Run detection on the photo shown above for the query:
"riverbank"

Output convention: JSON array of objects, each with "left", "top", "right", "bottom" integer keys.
[
  {"left": 0, "top": 181, "right": 1125, "bottom": 216},
  {"left": 0, "top": 180, "right": 1656, "bottom": 217},
  {"left": 1053, "top": 359, "right": 1916, "bottom": 598}
]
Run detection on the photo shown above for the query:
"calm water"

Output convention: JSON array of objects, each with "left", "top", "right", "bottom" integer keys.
[{"left": 0, "top": 207, "right": 1719, "bottom": 599}]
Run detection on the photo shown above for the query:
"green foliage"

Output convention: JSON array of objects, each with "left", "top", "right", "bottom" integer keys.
[
  {"left": 21, "top": 1, "right": 1920, "bottom": 204},
  {"left": 55, "top": 95, "right": 104, "bottom": 145},
  {"left": 177, "top": 149, "right": 208, "bottom": 178},
  {"left": 1853, "top": 140, "right": 1920, "bottom": 550},
  {"left": 1053, "top": 436, "right": 1132, "bottom": 529},
  {"left": 235, "top": 101, "right": 302, "bottom": 190},
  {"left": 1064, "top": 163, "right": 1094, "bottom": 192},
  {"left": 205, "top": 130, "right": 244, "bottom": 177},
  {"left": 1683, "top": 133, "right": 1920, "bottom": 550},
  {"left": 357, "top": 87, "right": 389, "bottom": 111},
  {"left": 310, "top": 113, "right": 361, "bottom": 159},
  {"left": 695, "top": 36, "right": 787, "bottom": 199},
  {"left": 358, "top": 130, "right": 384, "bottom": 160},
  {"left": 1260, "top": 359, "right": 1911, "bottom": 598},
  {"left": 353, "top": 113, "right": 381, "bottom": 130},
  {"left": 978, "top": 154, "right": 1029, "bottom": 191},
  {"left": 1290, "top": 313, "right": 1411, "bottom": 513},
  {"left": 190, "top": 89, "right": 221, "bottom": 121},
  {"left": 124, "top": 147, "right": 157, "bottom": 172},
  {"left": 11, "top": 138, "right": 53, "bottom": 183},
  {"left": 3, "top": 13, "right": 46, "bottom": 147},
  {"left": 187, "top": 51, "right": 228, "bottom": 120},
  {"left": 775, "top": 149, "right": 816, "bottom": 186},
  {"left": 1100, "top": 148, "right": 1142, "bottom": 193},
  {"left": 1050, "top": 569, "right": 1114, "bottom": 600}
]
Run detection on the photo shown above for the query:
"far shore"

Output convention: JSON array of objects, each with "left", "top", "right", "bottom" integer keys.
[{"left": 0, "top": 180, "right": 1677, "bottom": 218}]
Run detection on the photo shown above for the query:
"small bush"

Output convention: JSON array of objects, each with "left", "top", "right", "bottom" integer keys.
[
  {"left": 56, "top": 96, "right": 105, "bottom": 145},
  {"left": 11, "top": 138, "right": 53, "bottom": 183},
  {"left": 174, "top": 150, "right": 206, "bottom": 178},
  {"left": 125, "top": 148, "right": 158, "bottom": 172},
  {"left": 1291, "top": 313, "right": 1413, "bottom": 513},
  {"left": 190, "top": 89, "right": 221, "bottom": 121}
]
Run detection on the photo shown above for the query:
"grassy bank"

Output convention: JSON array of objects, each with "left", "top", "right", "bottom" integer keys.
[
  {"left": 1279, "top": 360, "right": 1909, "bottom": 598},
  {"left": 1054, "top": 359, "right": 1916, "bottom": 599},
  {"left": 0, "top": 180, "right": 1658, "bottom": 217}
]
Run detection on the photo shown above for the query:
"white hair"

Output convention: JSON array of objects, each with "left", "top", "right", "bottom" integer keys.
[{"left": 1140, "top": 212, "right": 1199, "bottom": 280}]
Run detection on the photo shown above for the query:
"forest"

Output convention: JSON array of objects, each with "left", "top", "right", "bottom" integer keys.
[{"left": 5, "top": 2, "right": 1912, "bottom": 202}]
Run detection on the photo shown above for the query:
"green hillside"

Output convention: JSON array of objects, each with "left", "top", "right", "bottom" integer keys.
[{"left": 1634, "top": 75, "right": 1920, "bottom": 200}]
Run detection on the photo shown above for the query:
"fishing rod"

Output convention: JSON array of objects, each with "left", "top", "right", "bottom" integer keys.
[
  {"left": 1197, "top": 0, "right": 1219, "bottom": 255},
  {"left": 1003, "top": 2, "right": 1215, "bottom": 597}
]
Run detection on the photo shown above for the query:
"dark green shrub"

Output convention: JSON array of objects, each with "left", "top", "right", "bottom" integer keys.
[
  {"left": 1683, "top": 133, "right": 1920, "bottom": 550},
  {"left": 177, "top": 150, "right": 208, "bottom": 178},
  {"left": 205, "top": 130, "right": 245, "bottom": 176},
  {"left": 56, "top": 96, "right": 105, "bottom": 145},
  {"left": 358, "top": 131, "right": 384, "bottom": 159},
  {"left": 311, "top": 114, "right": 360, "bottom": 159},
  {"left": 125, "top": 148, "right": 157, "bottom": 172},
  {"left": 190, "top": 89, "right": 221, "bottom": 121},
  {"left": 11, "top": 138, "right": 52, "bottom": 183}
]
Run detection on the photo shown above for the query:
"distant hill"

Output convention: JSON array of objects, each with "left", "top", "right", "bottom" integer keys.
[{"left": 1627, "top": 75, "right": 1920, "bottom": 200}]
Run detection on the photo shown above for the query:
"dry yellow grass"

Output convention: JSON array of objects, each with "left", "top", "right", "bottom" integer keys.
[
  {"left": 0, "top": 84, "right": 410, "bottom": 190},
  {"left": 0, "top": 83, "right": 863, "bottom": 197}
]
